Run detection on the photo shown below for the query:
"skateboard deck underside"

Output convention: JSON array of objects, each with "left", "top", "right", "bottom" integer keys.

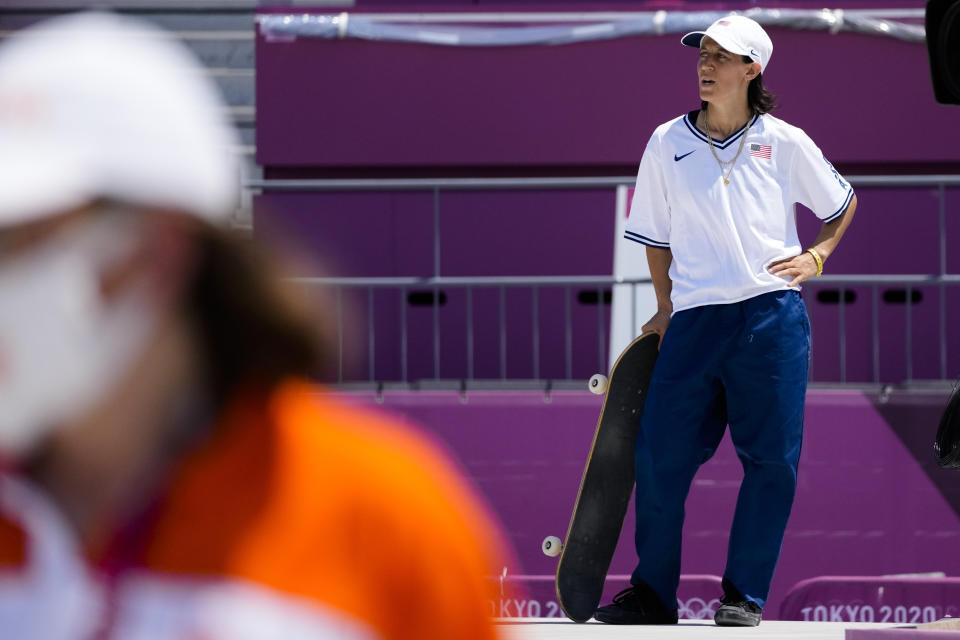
[{"left": 556, "top": 332, "right": 659, "bottom": 622}]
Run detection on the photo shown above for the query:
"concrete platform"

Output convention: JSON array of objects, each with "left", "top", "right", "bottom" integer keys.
[{"left": 499, "top": 619, "right": 901, "bottom": 639}]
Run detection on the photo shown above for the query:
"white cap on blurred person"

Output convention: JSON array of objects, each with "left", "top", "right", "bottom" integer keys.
[
  {"left": 0, "top": 13, "right": 238, "bottom": 458},
  {"left": 681, "top": 15, "right": 773, "bottom": 73},
  {"left": 0, "top": 11, "right": 239, "bottom": 226}
]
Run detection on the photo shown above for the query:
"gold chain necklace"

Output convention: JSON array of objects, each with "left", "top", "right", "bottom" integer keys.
[{"left": 703, "top": 109, "right": 753, "bottom": 186}]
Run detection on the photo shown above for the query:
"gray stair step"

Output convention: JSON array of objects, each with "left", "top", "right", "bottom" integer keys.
[
  {"left": 0, "top": 4, "right": 263, "bottom": 154},
  {"left": 0, "top": 11, "right": 254, "bottom": 32},
  {"left": 180, "top": 34, "right": 254, "bottom": 69},
  {"left": 208, "top": 70, "right": 254, "bottom": 107},
  {"left": 0, "top": 24, "right": 255, "bottom": 70}
]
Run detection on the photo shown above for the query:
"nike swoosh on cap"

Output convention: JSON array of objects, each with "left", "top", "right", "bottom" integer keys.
[{"left": 674, "top": 150, "right": 695, "bottom": 162}]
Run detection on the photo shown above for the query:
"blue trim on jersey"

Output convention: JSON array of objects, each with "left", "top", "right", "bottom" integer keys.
[
  {"left": 625, "top": 230, "right": 670, "bottom": 248},
  {"left": 823, "top": 188, "right": 854, "bottom": 224},
  {"left": 683, "top": 112, "right": 760, "bottom": 150}
]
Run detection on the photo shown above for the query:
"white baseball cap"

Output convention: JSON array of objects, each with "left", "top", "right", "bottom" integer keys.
[
  {"left": 0, "top": 12, "right": 239, "bottom": 228},
  {"left": 681, "top": 15, "right": 773, "bottom": 74}
]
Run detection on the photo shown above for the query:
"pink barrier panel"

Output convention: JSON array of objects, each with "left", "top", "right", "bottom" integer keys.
[
  {"left": 488, "top": 574, "right": 721, "bottom": 619},
  {"left": 846, "top": 631, "right": 960, "bottom": 639},
  {"left": 780, "top": 576, "right": 960, "bottom": 624},
  {"left": 340, "top": 389, "right": 960, "bottom": 619}
]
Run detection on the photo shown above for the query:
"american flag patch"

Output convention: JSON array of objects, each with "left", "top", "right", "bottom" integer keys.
[{"left": 749, "top": 143, "right": 772, "bottom": 159}]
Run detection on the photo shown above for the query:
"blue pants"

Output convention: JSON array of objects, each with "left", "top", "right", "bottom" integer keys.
[{"left": 631, "top": 290, "right": 810, "bottom": 611}]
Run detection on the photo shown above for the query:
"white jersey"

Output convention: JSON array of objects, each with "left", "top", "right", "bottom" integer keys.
[{"left": 625, "top": 111, "right": 854, "bottom": 313}]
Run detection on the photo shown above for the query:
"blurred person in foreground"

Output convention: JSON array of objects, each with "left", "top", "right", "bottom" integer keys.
[{"left": 0, "top": 12, "right": 511, "bottom": 639}]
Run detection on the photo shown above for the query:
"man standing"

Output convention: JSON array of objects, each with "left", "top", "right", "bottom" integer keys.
[{"left": 596, "top": 15, "right": 857, "bottom": 627}]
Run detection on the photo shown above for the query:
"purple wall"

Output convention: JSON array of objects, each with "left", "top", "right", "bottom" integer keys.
[
  {"left": 255, "top": 8, "right": 960, "bottom": 384},
  {"left": 795, "top": 192, "right": 960, "bottom": 383},
  {"left": 255, "top": 190, "right": 618, "bottom": 381},
  {"left": 259, "top": 0, "right": 960, "bottom": 623},
  {"left": 255, "top": 191, "right": 617, "bottom": 278},
  {"left": 333, "top": 388, "right": 960, "bottom": 619},
  {"left": 258, "top": 185, "right": 960, "bottom": 384},
  {"left": 256, "top": 12, "right": 956, "bottom": 168},
  {"left": 347, "top": 0, "right": 926, "bottom": 7}
]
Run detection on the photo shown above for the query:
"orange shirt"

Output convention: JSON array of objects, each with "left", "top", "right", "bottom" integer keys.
[{"left": 0, "top": 381, "right": 513, "bottom": 639}]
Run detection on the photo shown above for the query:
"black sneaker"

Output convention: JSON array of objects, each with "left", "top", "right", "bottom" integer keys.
[
  {"left": 594, "top": 583, "right": 679, "bottom": 625},
  {"left": 714, "top": 599, "right": 762, "bottom": 626}
]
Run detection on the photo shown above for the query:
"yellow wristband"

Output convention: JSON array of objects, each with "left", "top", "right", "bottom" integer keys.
[{"left": 806, "top": 248, "right": 823, "bottom": 277}]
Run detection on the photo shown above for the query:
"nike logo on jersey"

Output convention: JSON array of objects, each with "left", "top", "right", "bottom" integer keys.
[{"left": 674, "top": 150, "right": 695, "bottom": 162}]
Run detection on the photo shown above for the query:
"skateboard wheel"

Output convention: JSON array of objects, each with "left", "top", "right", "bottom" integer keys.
[
  {"left": 588, "top": 374, "right": 608, "bottom": 395},
  {"left": 542, "top": 535, "right": 563, "bottom": 557}
]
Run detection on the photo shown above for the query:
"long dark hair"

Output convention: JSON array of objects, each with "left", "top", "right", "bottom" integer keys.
[
  {"left": 20, "top": 218, "right": 333, "bottom": 489},
  {"left": 187, "top": 224, "right": 333, "bottom": 406},
  {"left": 745, "top": 72, "right": 777, "bottom": 114},
  {"left": 700, "top": 56, "right": 778, "bottom": 115}
]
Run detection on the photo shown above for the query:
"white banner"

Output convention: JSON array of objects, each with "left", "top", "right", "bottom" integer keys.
[{"left": 609, "top": 185, "right": 657, "bottom": 369}]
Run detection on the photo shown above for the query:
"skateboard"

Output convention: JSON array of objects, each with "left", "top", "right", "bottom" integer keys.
[{"left": 542, "top": 331, "right": 660, "bottom": 622}]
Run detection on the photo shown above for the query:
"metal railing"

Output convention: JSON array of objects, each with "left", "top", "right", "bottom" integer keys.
[
  {"left": 249, "top": 174, "right": 960, "bottom": 279},
  {"left": 251, "top": 174, "right": 960, "bottom": 386},
  {"left": 803, "top": 275, "right": 960, "bottom": 383},
  {"left": 292, "top": 274, "right": 960, "bottom": 386},
  {"left": 297, "top": 275, "right": 628, "bottom": 384}
]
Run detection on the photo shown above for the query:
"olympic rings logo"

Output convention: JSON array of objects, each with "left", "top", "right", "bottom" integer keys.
[{"left": 677, "top": 597, "right": 721, "bottom": 620}]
